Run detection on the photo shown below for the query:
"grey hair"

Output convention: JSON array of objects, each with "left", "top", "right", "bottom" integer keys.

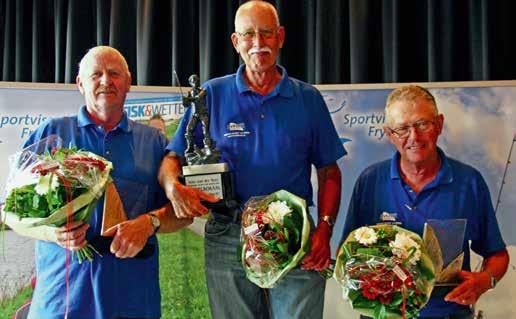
[
  {"left": 234, "top": 1, "right": 280, "bottom": 30},
  {"left": 78, "top": 46, "right": 129, "bottom": 77},
  {"left": 385, "top": 85, "right": 438, "bottom": 125}
]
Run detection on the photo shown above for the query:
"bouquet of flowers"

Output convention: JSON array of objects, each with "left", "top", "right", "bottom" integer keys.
[
  {"left": 334, "top": 224, "right": 435, "bottom": 319},
  {"left": 240, "top": 190, "right": 310, "bottom": 288},
  {"left": 1, "top": 136, "right": 113, "bottom": 263}
]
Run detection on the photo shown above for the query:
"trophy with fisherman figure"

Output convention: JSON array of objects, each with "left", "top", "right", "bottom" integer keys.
[{"left": 181, "top": 74, "right": 237, "bottom": 212}]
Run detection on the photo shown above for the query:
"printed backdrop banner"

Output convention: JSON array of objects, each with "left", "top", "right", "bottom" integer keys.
[{"left": 0, "top": 82, "right": 514, "bottom": 247}]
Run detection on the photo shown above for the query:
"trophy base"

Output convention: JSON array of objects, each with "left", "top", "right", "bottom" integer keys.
[{"left": 182, "top": 163, "right": 238, "bottom": 212}]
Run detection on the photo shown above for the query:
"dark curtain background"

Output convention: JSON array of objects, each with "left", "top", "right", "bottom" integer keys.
[{"left": 1, "top": 0, "right": 516, "bottom": 86}]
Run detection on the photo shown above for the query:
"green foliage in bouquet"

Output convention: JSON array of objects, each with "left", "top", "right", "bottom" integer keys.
[
  {"left": 2, "top": 147, "right": 112, "bottom": 263},
  {"left": 335, "top": 224, "right": 435, "bottom": 319}
]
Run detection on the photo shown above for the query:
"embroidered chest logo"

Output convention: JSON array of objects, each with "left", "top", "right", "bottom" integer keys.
[
  {"left": 224, "top": 122, "right": 251, "bottom": 138},
  {"left": 379, "top": 211, "right": 401, "bottom": 225}
]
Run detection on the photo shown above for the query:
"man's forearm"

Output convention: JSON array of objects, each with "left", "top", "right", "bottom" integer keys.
[
  {"left": 159, "top": 153, "right": 183, "bottom": 193},
  {"left": 482, "top": 248, "right": 510, "bottom": 283},
  {"left": 316, "top": 163, "right": 342, "bottom": 223},
  {"left": 152, "top": 203, "right": 193, "bottom": 233}
]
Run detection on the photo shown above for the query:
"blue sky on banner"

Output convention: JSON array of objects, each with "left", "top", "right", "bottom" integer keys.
[{"left": 320, "top": 86, "right": 516, "bottom": 247}]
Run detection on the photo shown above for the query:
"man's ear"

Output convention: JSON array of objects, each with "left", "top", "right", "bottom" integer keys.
[
  {"left": 436, "top": 113, "right": 444, "bottom": 135},
  {"left": 383, "top": 125, "right": 394, "bottom": 143},
  {"left": 231, "top": 33, "right": 240, "bottom": 53},
  {"left": 76, "top": 75, "right": 85, "bottom": 95},
  {"left": 126, "top": 72, "right": 132, "bottom": 92},
  {"left": 277, "top": 26, "right": 285, "bottom": 49}
]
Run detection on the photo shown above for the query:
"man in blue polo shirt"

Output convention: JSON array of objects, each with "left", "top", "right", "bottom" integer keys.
[
  {"left": 159, "top": 1, "right": 346, "bottom": 318},
  {"left": 6, "top": 46, "right": 191, "bottom": 319},
  {"left": 342, "top": 85, "right": 509, "bottom": 319}
]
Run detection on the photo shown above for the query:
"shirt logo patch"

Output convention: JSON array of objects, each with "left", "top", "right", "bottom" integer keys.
[
  {"left": 380, "top": 211, "right": 397, "bottom": 222},
  {"left": 227, "top": 122, "right": 245, "bottom": 131},
  {"left": 224, "top": 122, "right": 250, "bottom": 138},
  {"left": 378, "top": 211, "right": 401, "bottom": 226}
]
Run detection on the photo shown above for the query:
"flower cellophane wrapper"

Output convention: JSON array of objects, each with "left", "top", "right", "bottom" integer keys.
[
  {"left": 334, "top": 224, "right": 436, "bottom": 319},
  {"left": 240, "top": 189, "right": 310, "bottom": 288},
  {"left": 1, "top": 135, "right": 113, "bottom": 249}
]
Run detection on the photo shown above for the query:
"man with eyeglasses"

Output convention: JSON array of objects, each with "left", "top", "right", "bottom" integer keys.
[
  {"left": 341, "top": 85, "right": 509, "bottom": 319},
  {"left": 159, "top": 1, "right": 345, "bottom": 318}
]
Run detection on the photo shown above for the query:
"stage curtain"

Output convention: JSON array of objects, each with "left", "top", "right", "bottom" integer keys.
[{"left": 1, "top": 0, "right": 516, "bottom": 85}]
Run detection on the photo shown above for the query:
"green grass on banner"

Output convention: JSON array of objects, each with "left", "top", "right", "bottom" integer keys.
[{"left": 0, "top": 229, "right": 211, "bottom": 319}]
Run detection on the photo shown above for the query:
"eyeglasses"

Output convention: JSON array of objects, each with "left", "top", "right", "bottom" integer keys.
[
  {"left": 237, "top": 29, "right": 277, "bottom": 41},
  {"left": 388, "top": 117, "right": 438, "bottom": 139}
]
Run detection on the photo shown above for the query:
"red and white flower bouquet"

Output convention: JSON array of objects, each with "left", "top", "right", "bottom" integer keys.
[
  {"left": 240, "top": 190, "right": 310, "bottom": 288},
  {"left": 1, "top": 136, "right": 113, "bottom": 263},
  {"left": 334, "top": 224, "right": 436, "bottom": 319}
]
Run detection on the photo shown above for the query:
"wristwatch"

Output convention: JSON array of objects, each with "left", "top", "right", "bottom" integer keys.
[
  {"left": 485, "top": 270, "right": 497, "bottom": 289},
  {"left": 148, "top": 213, "right": 161, "bottom": 234},
  {"left": 319, "top": 215, "right": 335, "bottom": 228}
]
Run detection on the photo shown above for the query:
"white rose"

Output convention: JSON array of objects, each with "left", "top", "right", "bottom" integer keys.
[
  {"left": 354, "top": 226, "right": 378, "bottom": 245},
  {"left": 264, "top": 200, "right": 292, "bottom": 225},
  {"left": 389, "top": 232, "right": 421, "bottom": 264},
  {"left": 35, "top": 173, "right": 60, "bottom": 195}
]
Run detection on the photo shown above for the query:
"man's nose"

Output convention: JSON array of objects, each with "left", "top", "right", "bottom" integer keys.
[
  {"left": 407, "top": 126, "right": 422, "bottom": 139},
  {"left": 252, "top": 33, "right": 265, "bottom": 46},
  {"left": 99, "top": 72, "right": 112, "bottom": 84}
]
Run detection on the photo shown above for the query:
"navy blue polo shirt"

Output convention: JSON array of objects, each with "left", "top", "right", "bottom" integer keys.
[
  {"left": 341, "top": 148, "right": 506, "bottom": 317},
  {"left": 167, "top": 64, "right": 346, "bottom": 206},
  {"left": 24, "top": 106, "right": 168, "bottom": 319}
]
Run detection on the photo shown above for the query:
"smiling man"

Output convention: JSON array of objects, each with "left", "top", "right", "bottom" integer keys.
[
  {"left": 341, "top": 85, "right": 509, "bottom": 319},
  {"left": 159, "top": 1, "right": 346, "bottom": 318},
  {"left": 8, "top": 46, "right": 191, "bottom": 319}
]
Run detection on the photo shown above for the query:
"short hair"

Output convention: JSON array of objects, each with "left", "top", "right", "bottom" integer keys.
[
  {"left": 149, "top": 114, "right": 165, "bottom": 123},
  {"left": 385, "top": 85, "right": 438, "bottom": 125},
  {"left": 78, "top": 46, "right": 130, "bottom": 78},
  {"left": 234, "top": 1, "right": 280, "bottom": 31}
]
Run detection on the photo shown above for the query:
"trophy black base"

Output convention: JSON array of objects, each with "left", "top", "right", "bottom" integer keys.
[{"left": 182, "top": 163, "right": 238, "bottom": 215}]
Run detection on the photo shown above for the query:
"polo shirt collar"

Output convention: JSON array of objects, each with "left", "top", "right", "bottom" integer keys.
[
  {"left": 389, "top": 147, "right": 453, "bottom": 185},
  {"left": 235, "top": 64, "right": 293, "bottom": 98},
  {"left": 77, "top": 105, "right": 132, "bottom": 133}
]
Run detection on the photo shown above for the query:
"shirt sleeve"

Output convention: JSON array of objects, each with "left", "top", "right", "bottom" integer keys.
[
  {"left": 308, "top": 89, "right": 347, "bottom": 168},
  {"left": 470, "top": 171, "right": 506, "bottom": 257}
]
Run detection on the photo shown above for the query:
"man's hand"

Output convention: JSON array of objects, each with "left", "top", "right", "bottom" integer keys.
[
  {"left": 103, "top": 214, "right": 154, "bottom": 258},
  {"left": 167, "top": 181, "right": 219, "bottom": 218},
  {"left": 54, "top": 221, "right": 89, "bottom": 251},
  {"left": 301, "top": 222, "right": 332, "bottom": 271},
  {"left": 444, "top": 270, "right": 492, "bottom": 305},
  {"left": 159, "top": 154, "right": 219, "bottom": 219}
]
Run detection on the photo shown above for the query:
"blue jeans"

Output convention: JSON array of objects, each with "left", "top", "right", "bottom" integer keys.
[{"left": 204, "top": 218, "right": 325, "bottom": 319}]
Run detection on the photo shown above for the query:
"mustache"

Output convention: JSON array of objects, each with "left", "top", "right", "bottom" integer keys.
[
  {"left": 248, "top": 46, "right": 272, "bottom": 55},
  {"left": 96, "top": 85, "right": 116, "bottom": 94}
]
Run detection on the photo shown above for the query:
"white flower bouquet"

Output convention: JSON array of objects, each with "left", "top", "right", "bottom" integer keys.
[
  {"left": 334, "top": 224, "right": 435, "bottom": 319},
  {"left": 1, "top": 136, "right": 113, "bottom": 263},
  {"left": 240, "top": 190, "right": 310, "bottom": 288}
]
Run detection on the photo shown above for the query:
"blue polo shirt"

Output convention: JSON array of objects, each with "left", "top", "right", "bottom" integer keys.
[
  {"left": 24, "top": 106, "right": 168, "bottom": 319},
  {"left": 341, "top": 148, "right": 506, "bottom": 317},
  {"left": 167, "top": 64, "right": 346, "bottom": 206}
]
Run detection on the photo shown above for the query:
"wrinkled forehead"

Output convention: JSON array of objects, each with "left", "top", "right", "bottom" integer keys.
[
  {"left": 386, "top": 98, "right": 437, "bottom": 125},
  {"left": 79, "top": 51, "right": 128, "bottom": 76},
  {"left": 234, "top": 4, "right": 279, "bottom": 31}
]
